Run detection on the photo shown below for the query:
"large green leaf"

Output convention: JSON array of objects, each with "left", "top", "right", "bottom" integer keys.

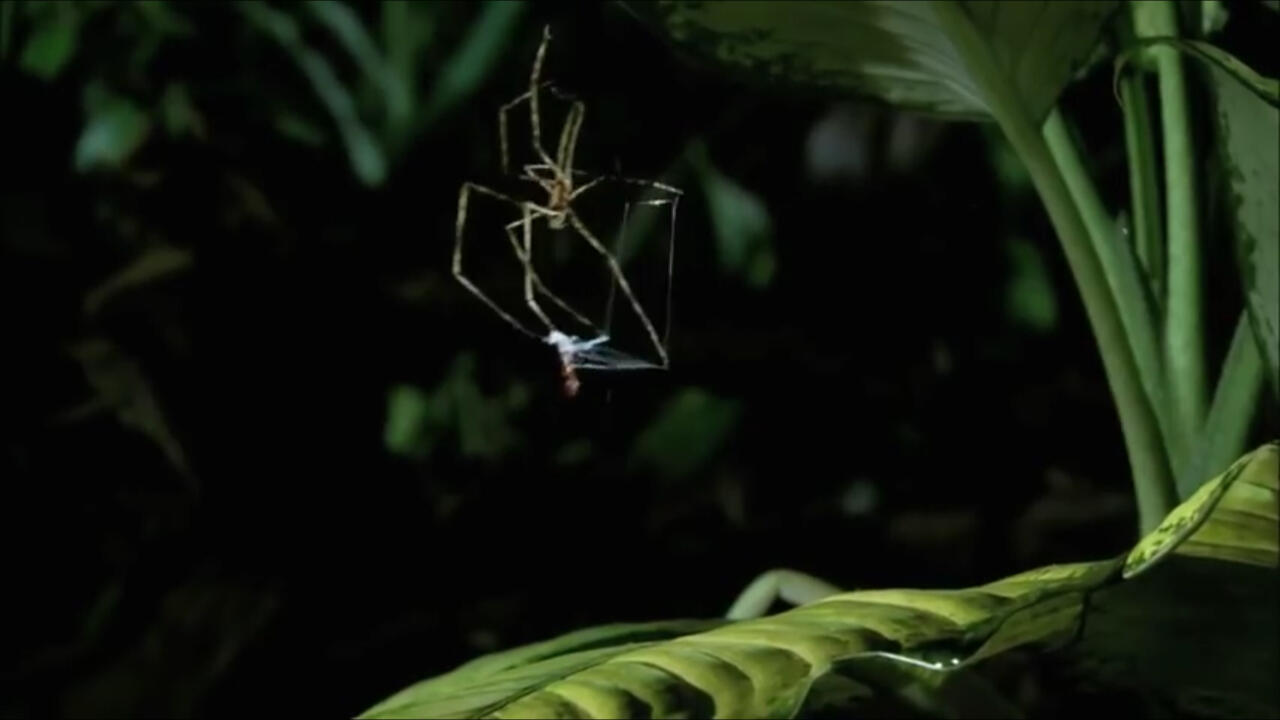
[
  {"left": 1210, "top": 49, "right": 1280, "bottom": 401},
  {"left": 362, "top": 445, "right": 1278, "bottom": 718},
  {"left": 630, "top": 1, "right": 1117, "bottom": 123},
  {"left": 360, "top": 620, "right": 727, "bottom": 719}
]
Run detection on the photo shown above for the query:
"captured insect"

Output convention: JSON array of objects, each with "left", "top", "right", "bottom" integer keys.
[{"left": 452, "top": 25, "right": 681, "bottom": 397}]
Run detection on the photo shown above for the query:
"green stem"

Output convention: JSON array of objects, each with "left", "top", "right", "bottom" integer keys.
[
  {"left": 1181, "top": 312, "right": 1264, "bottom": 498},
  {"left": 933, "top": 1, "right": 1175, "bottom": 533},
  {"left": 1135, "top": 0, "right": 1206, "bottom": 464},
  {"left": 1042, "top": 110, "right": 1177, "bottom": 478},
  {"left": 1119, "top": 67, "right": 1166, "bottom": 305}
]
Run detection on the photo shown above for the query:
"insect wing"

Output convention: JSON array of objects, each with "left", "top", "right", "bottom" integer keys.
[{"left": 572, "top": 344, "right": 662, "bottom": 371}]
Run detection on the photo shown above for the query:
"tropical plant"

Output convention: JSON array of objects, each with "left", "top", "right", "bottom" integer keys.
[{"left": 362, "top": 1, "right": 1278, "bottom": 717}]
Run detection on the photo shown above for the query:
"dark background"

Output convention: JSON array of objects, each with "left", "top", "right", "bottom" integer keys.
[{"left": 1, "top": 1, "right": 1275, "bottom": 717}]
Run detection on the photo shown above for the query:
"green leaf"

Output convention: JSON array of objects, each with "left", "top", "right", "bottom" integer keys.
[
  {"left": 1208, "top": 49, "right": 1280, "bottom": 401},
  {"left": 384, "top": 355, "right": 526, "bottom": 464},
  {"left": 628, "top": 387, "right": 742, "bottom": 481},
  {"left": 19, "top": 5, "right": 79, "bottom": 80},
  {"left": 74, "top": 91, "right": 152, "bottom": 173},
  {"left": 1076, "top": 446, "right": 1279, "bottom": 717},
  {"left": 1003, "top": 237, "right": 1058, "bottom": 333},
  {"left": 83, "top": 244, "right": 193, "bottom": 317},
  {"left": 383, "top": 383, "right": 446, "bottom": 460},
  {"left": 380, "top": 0, "right": 432, "bottom": 143},
  {"left": 1180, "top": 312, "right": 1264, "bottom": 499},
  {"left": 1114, "top": 37, "right": 1279, "bottom": 108},
  {"left": 1198, "top": 0, "right": 1229, "bottom": 37},
  {"left": 1124, "top": 442, "right": 1278, "bottom": 578},
  {"left": 67, "top": 338, "right": 194, "bottom": 488},
  {"left": 688, "top": 142, "right": 776, "bottom": 289},
  {"left": 306, "top": 1, "right": 408, "bottom": 124},
  {"left": 366, "top": 557, "right": 1122, "bottom": 718},
  {"left": 359, "top": 620, "right": 726, "bottom": 719},
  {"left": 239, "top": 1, "right": 387, "bottom": 187},
  {"left": 421, "top": 0, "right": 526, "bottom": 126},
  {"left": 160, "top": 83, "right": 206, "bottom": 140},
  {"left": 273, "top": 112, "right": 329, "bottom": 147},
  {"left": 361, "top": 444, "right": 1278, "bottom": 718},
  {"left": 634, "top": 1, "right": 1118, "bottom": 123}
]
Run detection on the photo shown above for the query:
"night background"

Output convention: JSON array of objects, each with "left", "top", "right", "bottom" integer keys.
[{"left": 2, "top": 1, "right": 1276, "bottom": 717}]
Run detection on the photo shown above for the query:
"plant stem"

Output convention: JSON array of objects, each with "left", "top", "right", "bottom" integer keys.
[
  {"left": 1119, "top": 68, "right": 1165, "bottom": 305},
  {"left": 1135, "top": 0, "right": 1206, "bottom": 465},
  {"left": 1182, "top": 312, "right": 1264, "bottom": 498},
  {"left": 933, "top": 1, "right": 1175, "bottom": 533},
  {"left": 1042, "top": 110, "right": 1177, "bottom": 477}
]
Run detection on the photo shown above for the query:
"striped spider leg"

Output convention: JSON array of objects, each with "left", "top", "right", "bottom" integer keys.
[{"left": 452, "top": 24, "right": 683, "bottom": 396}]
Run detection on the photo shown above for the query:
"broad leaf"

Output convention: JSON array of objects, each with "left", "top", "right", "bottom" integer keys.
[
  {"left": 360, "top": 620, "right": 726, "bottom": 719},
  {"left": 1208, "top": 49, "right": 1280, "bottom": 401},
  {"left": 630, "top": 1, "right": 1118, "bottom": 123},
  {"left": 1124, "top": 441, "right": 1277, "bottom": 577},
  {"left": 362, "top": 443, "right": 1277, "bottom": 718}
]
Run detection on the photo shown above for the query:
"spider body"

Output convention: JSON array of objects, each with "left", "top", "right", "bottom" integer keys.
[
  {"left": 451, "top": 25, "right": 682, "bottom": 395},
  {"left": 541, "top": 175, "right": 571, "bottom": 229}
]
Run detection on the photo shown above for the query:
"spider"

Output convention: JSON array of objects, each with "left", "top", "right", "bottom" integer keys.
[{"left": 452, "top": 25, "right": 682, "bottom": 396}]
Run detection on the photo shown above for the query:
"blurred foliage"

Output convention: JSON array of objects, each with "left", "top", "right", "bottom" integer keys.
[
  {"left": 65, "top": 337, "right": 193, "bottom": 486},
  {"left": 1004, "top": 238, "right": 1060, "bottom": 334},
  {"left": 385, "top": 353, "right": 529, "bottom": 464},
  {"left": 628, "top": 387, "right": 743, "bottom": 482},
  {"left": 687, "top": 140, "right": 777, "bottom": 290}
]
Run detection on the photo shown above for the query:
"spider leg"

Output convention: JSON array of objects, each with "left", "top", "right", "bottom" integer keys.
[
  {"left": 454, "top": 182, "right": 541, "bottom": 339},
  {"left": 525, "top": 26, "right": 560, "bottom": 173},
  {"left": 556, "top": 99, "right": 585, "bottom": 181},
  {"left": 498, "top": 81, "right": 556, "bottom": 176},
  {"left": 566, "top": 175, "right": 605, "bottom": 202},
  {"left": 501, "top": 213, "right": 603, "bottom": 335},
  {"left": 601, "top": 188, "right": 680, "bottom": 351},
  {"left": 517, "top": 202, "right": 559, "bottom": 335},
  {"left": 567, "top": 210, "right": 669, "bottom": 368}
]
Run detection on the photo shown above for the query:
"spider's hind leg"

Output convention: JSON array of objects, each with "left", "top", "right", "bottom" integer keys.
[{"left": 503, "top": 206, "right": 602, "bottom": 336}]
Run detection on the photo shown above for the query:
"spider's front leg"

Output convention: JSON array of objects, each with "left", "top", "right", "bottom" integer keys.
[{"left": 497, "top": 81, "right": 557, "bottom": 176}]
